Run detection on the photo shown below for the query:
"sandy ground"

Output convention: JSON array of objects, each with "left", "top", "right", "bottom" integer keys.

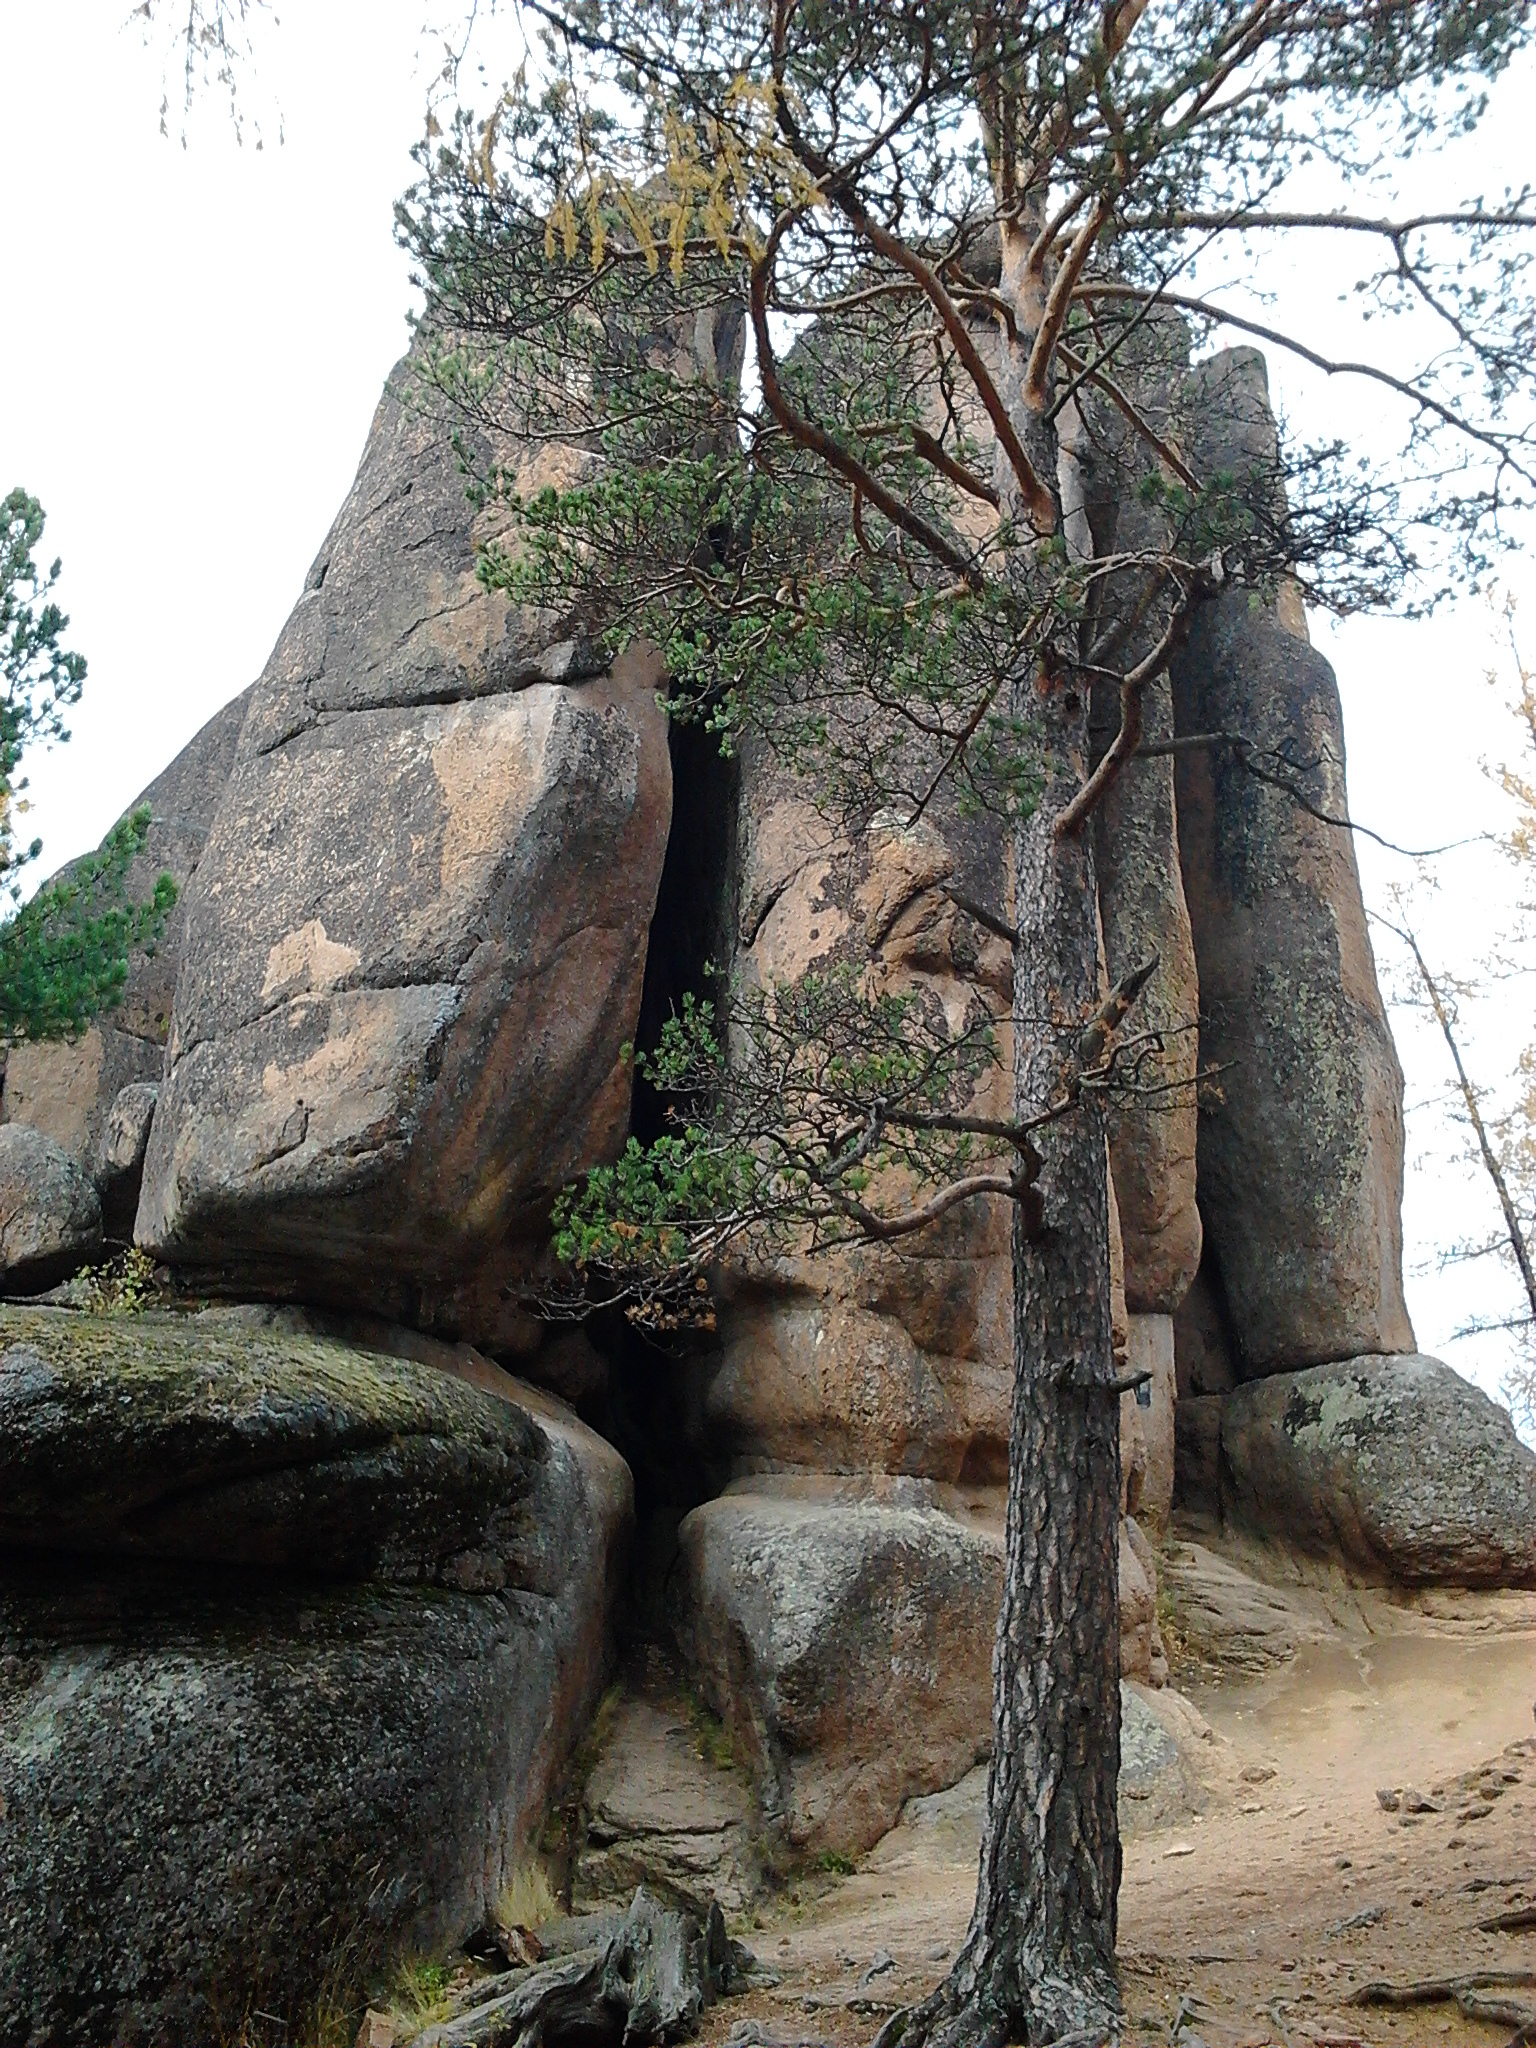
[{"left": 694, "top": 1537, "right": 1536, "bottom": 2048}]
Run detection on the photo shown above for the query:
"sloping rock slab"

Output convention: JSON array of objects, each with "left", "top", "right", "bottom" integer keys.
[
  {"left": 671, "top": 1491, "right": 999, "bottom": 1857},
  {"left": 135, "top": 354, "right": 671, "bottom": 1349},
  {"left": 1219, "top": 1354, "right": 1536, "bottom": 1587},
  {"left": 0, "top": 1124, "right": 102, "bottom": 1290},
  {"left": 0, "top": 1305, "right": 632, "bottom": 2046}
]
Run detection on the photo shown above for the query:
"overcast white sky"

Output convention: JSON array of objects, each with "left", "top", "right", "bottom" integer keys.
[{"left": 2, "top": 3, "right": 1534, "bottom": 1425}]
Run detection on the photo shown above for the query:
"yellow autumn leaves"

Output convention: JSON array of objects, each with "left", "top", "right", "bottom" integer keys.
[{"left": 476, "top": 74, "right": 823, "bottom": 280}]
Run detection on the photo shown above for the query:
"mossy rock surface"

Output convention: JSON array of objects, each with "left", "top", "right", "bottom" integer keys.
[
  {"left": 1219, "top": 1352, "right": 1536, "bottom": 1586},
  {"left": 0, "top": 1571, "right": 567, "bottom": 2046},
  {"left": 0, "top": 1308, "right": 635, "bottom": 2046},
  {"left": 0, "top": 1302, "right": 547, "bottom": 1585}
]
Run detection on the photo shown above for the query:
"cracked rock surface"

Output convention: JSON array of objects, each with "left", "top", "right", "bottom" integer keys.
[
  {"left": 0, "top": 1303, "right": 633, "bottom": 2045},
  {"left": 134, "top": 350, "right": 672, "bottom": 1348}
]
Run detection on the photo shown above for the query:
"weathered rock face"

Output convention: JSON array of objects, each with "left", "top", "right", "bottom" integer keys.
[
  {"left": 699, "top": 1288, "right": 1011, "bottom": 1485},
  {"left": 1067, "top": 314, "right": 1202, "bottom": 1315},
  {"left": 0, "top": 1123, "right": 102, "bottom": 1290},
  {"left": 134, "top": 356, "right": 673, "bottom": 1349},
  {"left": 1125, "top": 1312, "right": 1177, "bottom": 1532},
  {"left": 1096, "top": 698, "right": 1203, "bottom": 1313},
  {"left": 1217, "top": 1353, "right": 1536, "bottom": 1587},
  {"left": 1172, "top": 348, "right": 1413, "bottom": 1377},
  {"left": 0, "top": 687, "right": 251, "bottom": 1175},
  {"left": 1096, "top": 695, "right": 1203, "bottom": 1312},
  {"left": 576, "top": 1696, "right": 760, "bottom": 1915},
  {"left": 0, "top": 1304, "right": 632, "bottom": 2045},
  {"left": 701, "top": 775, "right": 1017, "bottom": 1487},
  {"left": 672, "top": 1483, "right": 1000, "bottom": 1856}
]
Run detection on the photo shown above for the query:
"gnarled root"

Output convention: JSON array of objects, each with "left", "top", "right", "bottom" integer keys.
[
  {"left": 872, "top": 1935, "right": 1120, "bottom": 2048},
  {"left": 403, "top": 1888, "right": 760, "bottom": 2048},
  {"left": 1349, "top": 1968, "right": 1536, "bottom": 2045}
]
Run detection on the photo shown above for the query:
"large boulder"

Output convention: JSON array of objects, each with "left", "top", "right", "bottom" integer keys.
[
  {"left": 134, "top": 355, "right": 673, "bottom": 1349},
  {"left": 0, "top": 1123, "right": 101, "bottom": 1290},
  {"left": 671, "top": 1485, "right": 999, "bottom": 1856},
  {"left": 1171, "top": 348, "right": 1414, "bottom": 1376},
  {"left": 0, "top": 1304, "right": 632, "bottom": 2044},
  {"left": 0, "top": 686, "right": 251, "bottom": 1174},
  {"left": 1217, "top": 1353, "right": 1536, "bottom": 1586},
  {"left": 669, "top": 1481, "right": 1170, "bottom": 1857}
]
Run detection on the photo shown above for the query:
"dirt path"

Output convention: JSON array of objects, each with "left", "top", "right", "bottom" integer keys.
[{"left": 698, "top": 1545, "right": 1536, "bottom": 2048}]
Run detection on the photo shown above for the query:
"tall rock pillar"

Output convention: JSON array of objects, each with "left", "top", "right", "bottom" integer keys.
[{"left": 1171, "top": 348, "right": 1414, "bottom": 1379}]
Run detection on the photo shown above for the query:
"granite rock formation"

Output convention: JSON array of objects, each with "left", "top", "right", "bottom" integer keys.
[
  {"left": 134, "top": 355, "right": 673, "bottom": 1351},
  {"left": 0, "top": 1303, "right": 631, "bottom": 2043},
  {"left": 1171, "top": 349, "right": 1414, "bottom": 1379},
  {"left": 0, "top": 326, "right": 1521, "bottom": 2016}
]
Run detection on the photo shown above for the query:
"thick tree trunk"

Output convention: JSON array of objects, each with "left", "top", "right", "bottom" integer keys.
[
  {"left": 978, "top": 725, "right": 1123, "bottom": 2038},
  {"left": 885, "top": 688, "right": 1124, "bottom": 2048},
  {"left": 883, "top": 216, "right": 1124, "bottom": 2048}
]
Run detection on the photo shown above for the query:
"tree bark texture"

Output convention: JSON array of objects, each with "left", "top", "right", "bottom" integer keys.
[
  {"left": 887, "top": 225, "right": 1123, "bottom": 2048},
  {"left": 975, "top": 712, "right": 1124, "bottom": 2039}
]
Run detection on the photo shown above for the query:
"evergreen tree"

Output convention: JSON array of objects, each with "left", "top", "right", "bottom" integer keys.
[
  {"left": 0, "top": 490, "right": 175, "bottom": 1045},
  {"left": 397, "top": 8, "right": 1535, "bottom": 2040}
]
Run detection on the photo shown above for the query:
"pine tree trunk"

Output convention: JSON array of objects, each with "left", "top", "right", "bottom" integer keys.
[
  {"left": 883, "top": 216, "right": 1124, "bottom": 2048},
  {"left": 886, "top": 686, "right": 1124, "bottom": 2048},
  {"left": 974, "top": 723, "right": 1124, "bottom": 2039}
]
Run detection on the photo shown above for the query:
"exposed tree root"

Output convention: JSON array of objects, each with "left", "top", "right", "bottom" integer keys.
[
  {"left": 872, "top": 1941, "right": 1120, "bottom": 2048},
  {"left": 1481, "top": 1904, "right": 1536, "bottom": 1934},
  {"left": 401, "top": 1889, "right": 760, "bottom": 2048},
  {"left": 1348, "top": 1968, "right": 1536, "bottom": 2044}
]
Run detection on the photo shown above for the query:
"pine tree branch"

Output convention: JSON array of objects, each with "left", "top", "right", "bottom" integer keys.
[
  {"left": 749, "top": 213, "right": 985, "bottom": 585},
  {"left": 1076, "top": 283, "right": 1536, "bottom": 489}
]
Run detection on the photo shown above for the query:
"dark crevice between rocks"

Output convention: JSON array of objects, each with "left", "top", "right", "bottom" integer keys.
[
  {"left": 587, "top": 717, "right": 742, "bottom": 1651},
  {"left": 1172, "top": 1218, "right": 1243, "bottom": 1518}
]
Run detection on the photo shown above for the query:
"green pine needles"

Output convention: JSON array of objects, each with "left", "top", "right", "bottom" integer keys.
[
  {"left": 0, "top": 807, "right": 176, "bottom": 1044},
  {"left": 1, "top": 490, "right": 176, "bottom": 1045}
]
